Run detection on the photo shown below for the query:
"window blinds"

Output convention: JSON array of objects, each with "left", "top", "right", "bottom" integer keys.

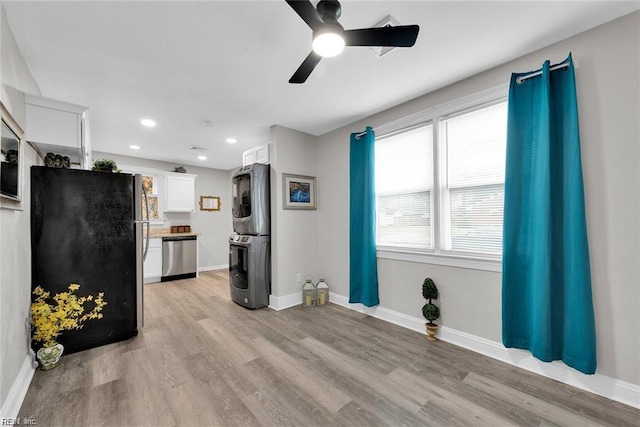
[
  {"left": 439, "top": 102, "right": 507, "bottom": 255},
  {"left": 375, "top": 124, "right": 433, "bottom": 249}
]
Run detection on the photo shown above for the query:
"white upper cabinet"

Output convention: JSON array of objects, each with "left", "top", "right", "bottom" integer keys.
[
  {"left": 242, "top": 149, "right": 256, "bottom": 167},
  {"left": 242, "top": 143, "right": 270, "bottom": 166},
  {"left": 25, "top": 94, "right": 90, "bottom": 169},
  {"left": 165, "top": 173, "right": 196, "bottom": 212},
  {"left": 254, "top": 143, "right": 270, "bottom": 164}
]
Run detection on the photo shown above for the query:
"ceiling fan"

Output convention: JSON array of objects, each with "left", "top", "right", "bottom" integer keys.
[{"left": 285, "top": 0, "right": 420, "bottom": 84}]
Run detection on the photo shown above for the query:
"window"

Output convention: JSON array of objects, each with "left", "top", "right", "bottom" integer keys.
[
  {"left": 439, "top": 102, "right": 507, "bottom": 256},
  {"left": 376, "top": 124, "right": 433, "bottom": 249},
  {"left": 375, "top": 95, "right": 507, "bottom": 264}
]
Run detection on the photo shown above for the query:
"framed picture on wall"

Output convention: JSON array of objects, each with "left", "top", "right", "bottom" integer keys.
[
  {"left": 282, "top": 173, "right": 316, "bottom": 210},
  {"left": 142, "top": 195, "right": 159, "bottom": 220},
  {"left": 141, "top": 175, "right": 156, "bottom": 195},
  {"left": 199, "top": 195, "right": 221, "bottom": 211}
]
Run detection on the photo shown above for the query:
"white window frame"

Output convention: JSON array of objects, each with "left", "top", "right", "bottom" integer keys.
[{"left": 375, "top": 84, "right": 508, "bottom": 272}]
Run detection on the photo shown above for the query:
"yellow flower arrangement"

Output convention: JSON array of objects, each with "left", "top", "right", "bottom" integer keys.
[{"left": 31, "top": 284, "right": 107, "bottom": 347}]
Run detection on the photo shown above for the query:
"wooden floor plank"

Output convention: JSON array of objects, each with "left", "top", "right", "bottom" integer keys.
[
  {"left": 241, "top": 391, "right": 298, "bottom": 427},
  {"left": 463, "top": 372, "right": 605, "bottom": 426},
  {"left": 414, "top": 366, "right": 548, "bottom": 426},
  {"left": 121, "top": 346, "right": 179, "bottom": 426},
  {"left": 388, "top": 367, "right": 518, "bottom": 426},
  {"left": 242, "top": 357, "right": 338, "bottom": 426},
  {"left": 51, "top": 386, "right": 90, "bottom": 426},
  {"left": 197, "top": 317, "right": 260, "bottom": 366},
  {"left": 85, "top": 379, "right": 127, "bottom": 426},
  {"left": 17, "top": 270, "right": 640, "bottom": 426},
  {"left": 250, "top": 337, "right": 352, "bottom": 413},
  {"left": 298, "top": 336, "right": 427, "bottom": 414}
]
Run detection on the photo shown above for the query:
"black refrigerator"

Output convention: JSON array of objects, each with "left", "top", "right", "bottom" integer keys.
[{"left": 31, "top": 166, "right": 148, "bottom": 354}]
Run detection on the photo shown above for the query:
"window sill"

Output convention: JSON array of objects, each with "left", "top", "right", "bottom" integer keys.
[{"left": 376, "top": 248, "right": 502, "bottom": 272}]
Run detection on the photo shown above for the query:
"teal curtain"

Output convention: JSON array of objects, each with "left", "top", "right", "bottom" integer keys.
[
  {"left": 502, "top": 54, "right": 596, "bottom": 374},
  {"left": 350, "top": 126, "right": 379, "bottom": 307}
]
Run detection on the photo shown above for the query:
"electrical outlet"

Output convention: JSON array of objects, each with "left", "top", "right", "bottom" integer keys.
[
  {"left": 296, "top": 273, "right": 302, "bottom": 283},
  {"left": 25, "top": 317, "right": 31, "bottom": 333}
]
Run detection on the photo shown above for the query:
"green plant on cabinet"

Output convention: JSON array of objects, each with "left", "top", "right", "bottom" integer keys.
[{"left": 92, "top": 158, "right": 118, "bottom": 172}]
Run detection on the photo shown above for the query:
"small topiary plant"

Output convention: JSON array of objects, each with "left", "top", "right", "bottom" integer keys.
[
  {"left": 421, "top": 278, "right": 440, "bottom": 325},
  {"left": 92, "top": 159, "right": 118, "bottom": 172}
]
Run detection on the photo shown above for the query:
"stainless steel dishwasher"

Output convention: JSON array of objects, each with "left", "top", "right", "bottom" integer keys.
[{"left": 161, "top": 235, "right": 197, "bottom": 281}]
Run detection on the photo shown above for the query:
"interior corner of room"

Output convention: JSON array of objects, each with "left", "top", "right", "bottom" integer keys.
[{"left": 1, "top": 1, "right": 639, "bottom": 423}]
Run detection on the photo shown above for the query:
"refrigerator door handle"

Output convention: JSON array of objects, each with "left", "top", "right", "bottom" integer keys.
[
  {"left": 133, "top": 185, "right": 151, "bottom": 261},
  {"left": 134, "top": 174, "right": 148, "bottom": 331},
  {"left": 133, "top": 219, "right": 151, "bottom": 262},
  {"left": 142, "top": 188, "right": 150, "bottom": 261}
]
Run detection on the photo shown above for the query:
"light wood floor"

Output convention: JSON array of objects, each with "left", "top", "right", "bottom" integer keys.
[{"left": 19, "top": 270, "right": 639, "bottom": 426}]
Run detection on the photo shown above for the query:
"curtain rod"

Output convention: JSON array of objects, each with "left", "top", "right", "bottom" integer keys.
[
  {"left": 354, "top": 130, "right": 368, "bottom": 139},
  {"left": 516, "top": 61, "right": 569, "bottom": 84}
]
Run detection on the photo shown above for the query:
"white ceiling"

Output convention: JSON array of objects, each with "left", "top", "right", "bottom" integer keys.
[{"left": 4, "top": 1, "right": 639, "bottom": 170}]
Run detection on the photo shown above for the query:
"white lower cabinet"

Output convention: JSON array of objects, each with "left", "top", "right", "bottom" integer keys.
[{"left": 143, "top": 238, "right": 162, "bottom": 283}]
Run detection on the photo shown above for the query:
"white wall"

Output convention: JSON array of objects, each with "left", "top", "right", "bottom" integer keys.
[
  {"left": 317, "top": 12, "right": 639, "bottom": 386},
  {"left": 0, "top": 3, "right": 41, "bottom": 414},
  {"left": 269, "top": 125, "right": 318, "bottom": 299},
  {"left": 92, "top": 152, "right": 233, "bottom": 270}
]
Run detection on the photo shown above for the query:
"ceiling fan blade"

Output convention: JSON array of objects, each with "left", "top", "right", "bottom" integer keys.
[
  {"left": 289, "top": 51, "right": 322, "bottom": 84},
  {"left": 343, "top": 25, "right": 420, "bottom": 47},
  {"left": 285, "top": 0, "right": 324, "bottom": 31}
]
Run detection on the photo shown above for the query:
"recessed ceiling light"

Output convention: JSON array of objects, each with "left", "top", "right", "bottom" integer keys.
[
  {"left": 226, "top": 138, "right": 237, "bottom": 144},
  {"left": 129, "top": 145, "right": 140, "bottom": 150},
  {"left": 140, "top": 118, "right": 156, "bottom": 127},
  {"left": 198, "top": 155, "right": 207, "bottom": 160}
]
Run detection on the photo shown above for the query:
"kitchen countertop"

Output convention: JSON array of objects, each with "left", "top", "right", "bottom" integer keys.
[
  {"left": 147, "top": 232, "right": 200, "bottom": 238},
  {"left": 145, "top": 228, "right": 199, "bottom": 239}
]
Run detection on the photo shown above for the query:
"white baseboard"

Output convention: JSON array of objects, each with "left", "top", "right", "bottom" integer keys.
[
  {"left": 329, "top": 292, "right": 640, "bottom": 409},
  {"left": 198, "top": 264, "right": 228, "bottom": 272},
  {"left": 0, "top": 352, "right": 37, "bottom": 419},
  {"left": 438, "top": 326, "right": 640, "bottom": 409},
  {"left": 269, "top": 291, "right": 301, "bottom": 311},
  {"left": 330, "top": 293, "right": 426, "bottom": 334}
]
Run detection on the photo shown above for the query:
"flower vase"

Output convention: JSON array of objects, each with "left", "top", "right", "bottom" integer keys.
[{"left": 36, "top": 343, "right": 64, "bottom": 370}]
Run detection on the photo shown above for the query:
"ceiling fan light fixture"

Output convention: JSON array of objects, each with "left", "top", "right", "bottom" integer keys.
[
  {"left": 286, "top": 0, "right": 419, "bottom": 83},
  {"left": 312, "top": 32, "right": 344, "bottom": 57}
]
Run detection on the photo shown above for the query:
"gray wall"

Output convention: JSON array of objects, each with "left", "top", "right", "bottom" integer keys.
[
  {"left": 0, "top": 3, "right": 41, "bottom": 412},
  {"left": 92, "top": 151, "right": 233, "bottom": 269},
  {"left": 316, "top": 12, "right": 639, "bottom": 385},
  {"left": 269, "top": 125, "right": 319, "bottom": 298}
]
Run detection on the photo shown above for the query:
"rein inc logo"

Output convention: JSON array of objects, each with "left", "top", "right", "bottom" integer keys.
[{"left": 1, "top": 418, "right": 36, "bottom": 425}]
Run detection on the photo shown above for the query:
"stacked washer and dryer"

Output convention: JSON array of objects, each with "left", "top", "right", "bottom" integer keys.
[{"left": 229, "top": 163, "right": 271, "bottom": 309}]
